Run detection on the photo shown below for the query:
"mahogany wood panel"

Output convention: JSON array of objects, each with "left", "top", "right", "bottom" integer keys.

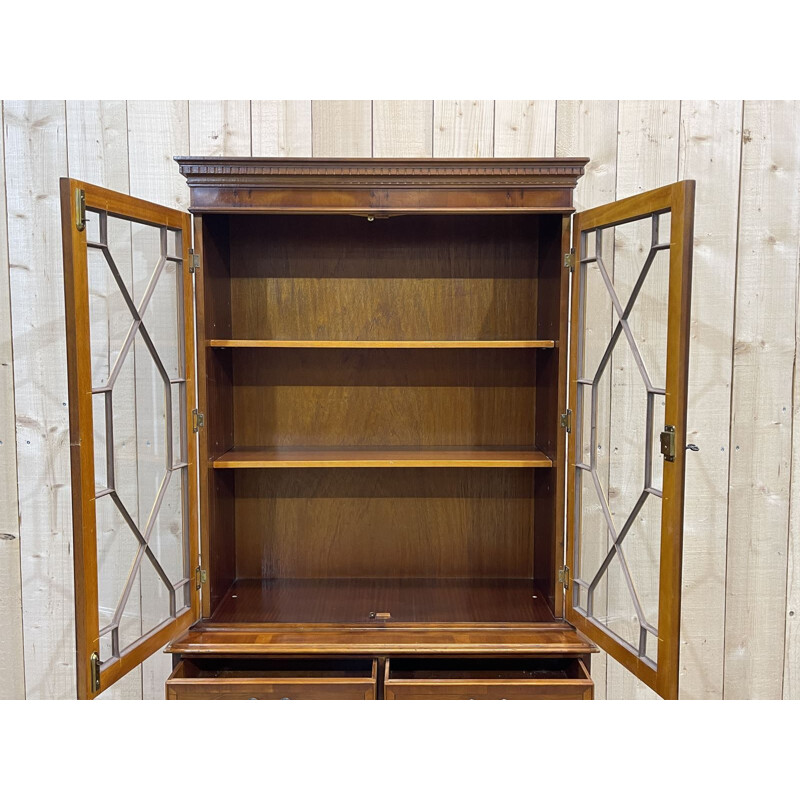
[
  {"left": 185, "top": 187, "right": 575, "bottom": 214},
  {"left": 195, "top": 217, "right": 234, "bottom": 616},
  {"left": 231, "top": 348, "right": 537, "bottom": 448},
  {"left": 167, "top": 624, "right": 598, "bottom": 656},
  {"left": 227, "top": 214, "right": 541, "bottom": 342},
  {"left": 233, "top": 469, "right": 535, "bottom": 579},
  {"left": 166, "top": 657, "right": 377, "bottom": 700},
  {"left": 213, "top": 445, "right": 552, "bottom": 468},
  {"left": 533, "top": 215, "right": 571, "bottom": 617},
  {"left": 384, "top": 657, "right": 593, "bottom": 700},
  {"left": 209, "top": 578, "right": 552, "bottom": 624}
]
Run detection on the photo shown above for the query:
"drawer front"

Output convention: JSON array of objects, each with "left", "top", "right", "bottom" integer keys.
[
  {"left": 166, "top": 658, "right": 377, "bottom": 700},
  {"left": 384, "top": 657, "right": 593, "bottom": 700}
]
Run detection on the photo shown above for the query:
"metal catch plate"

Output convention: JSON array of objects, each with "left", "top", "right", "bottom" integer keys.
[
  {"left": 90, "top": 651, "right": 100, "bottom": 692},
  {"left": 660, "top": 425, "right": 676, "bottom": 462}
]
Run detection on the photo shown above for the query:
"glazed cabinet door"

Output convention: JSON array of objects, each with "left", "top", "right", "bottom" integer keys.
[
  {"left": 60, "top": 179, "right": 200, "bottom": 698},
  {"left": 565, "top": 181, "right": 694, "bottom": 699}
]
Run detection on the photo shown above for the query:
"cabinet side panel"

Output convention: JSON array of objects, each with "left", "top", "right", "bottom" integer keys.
[
  {"left": 194, "top": 216, "right": 235, "bottom": 615},
  {"left": 533, "top": 215, "right": 570, "bottom": 616}
]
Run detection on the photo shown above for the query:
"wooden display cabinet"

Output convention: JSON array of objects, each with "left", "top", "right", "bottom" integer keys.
[{"left": 59, "top": 158, "right": 694, "bottom": 700}]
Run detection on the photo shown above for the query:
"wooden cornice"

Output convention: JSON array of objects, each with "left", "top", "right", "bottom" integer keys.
[{"left": 174, "top": 156, "right": 589, "bottom": 189}]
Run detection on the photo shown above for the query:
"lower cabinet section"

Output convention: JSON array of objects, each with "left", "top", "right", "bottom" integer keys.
[
  {"left": 166, "top": 656, "right": 593, "bottom": 700},
  {"left": 385, "top": 657, "right": 594, "bottom": 700},
  {"left": 166, "top": 658, "right": 378, "bottom": 700}
]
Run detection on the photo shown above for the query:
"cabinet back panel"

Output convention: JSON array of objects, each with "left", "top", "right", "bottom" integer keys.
[
  {"left": 228, "top": 215, "right": 540, "bottom": 341},
  {"left": 231, "top": 348, "right": 536, "bottom": 447},
  {"left": 234, "top": 468, "right": 534, "bottom": 579}
]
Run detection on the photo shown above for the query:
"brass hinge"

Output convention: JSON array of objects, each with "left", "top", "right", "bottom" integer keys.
[
  {"left": 188, "top": 249, "right": 200, "bottom": 273},
  {"left": 660, "top": 424, "right": 676, "bottom": 462},
  {"left": 558, "top": 565, "right": 570, "bottom": 590},
  {"left": 90, "top": 651, "right": 100, "bottom": 692},
  {"left": 195, "top": 566, "right": 207, "bottom": 590},
  {"left": 192, "top": 409, "right": 204, "bottom": 433},
  {"left": 560, "top": 408, "right": 572, "bottom": 433},
  {"left": 564, "top": 249, "right": 575, "bottom": 272},
  {"left": 75, "top": 188, "right": 86, "bottom": 232}
]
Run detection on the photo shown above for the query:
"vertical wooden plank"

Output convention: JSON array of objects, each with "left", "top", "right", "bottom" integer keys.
[
  {"left": 311, "top": 101, "right": 372, "bottom": 157},
  {"left": 126, "top": 100, "right": 190, "bottom": 700},
  {"left": 189, "top": 101, "right": 251, "bottom": 157},
  {"left": 251, "top": 101, "right": 312, "bottom": 157},
  {"left": 606, "top": 100, "right": 681, "bottom": 700},
  {"left": 494, "top": 101, "right": 556, "bottom": 157},
  {"left": 373, "top": 101, "right": 433, "bottom": 157},
  {"left": 787, "top": 232, "right": 800, "bottom": 700},
  {"left": 677, "top": 101, "right": 742, "bottom": 700},
  {"left": 4, "top": 101, "right": 73, "bottom": 699},
  {"left": 726, "top": 101, "right": 800, "bottom": 699},
  {"left": 556, "top": 100, "right": 619, "bottom": 699},
  {"left": 0, "top": 103, "right": 25, "bottom": 700},
  {"left": 65, "top": 100, "right": 143, "bottom": 700},
  {"left": 433, "top": 101, "right": 494, "bottom": 157}
]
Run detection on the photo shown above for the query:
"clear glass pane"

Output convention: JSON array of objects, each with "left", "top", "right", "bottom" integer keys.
[
  {"left": 578, "top": 250, "right": 614, "bottom": 382},
  {"left": 650, "top": 394, "right": 666, "bottom": 493},
  {"left": 166, "top": 228, "right": 182, "bottom": 258},
  {"left": 593, "top": 553, "right": 644, "bottom": 658},
  {"left": 84, "top": 209, "right": 102, "bottom": 244},
  {"left": 171, "top": 382, "right": 185, "bottom": 467},
  {"left": 627, "top": 245, "right": 669, "bottom": 390},
  {"left": 95, "top": 493, "right": 140, "bottom": 652},
  {"left": 148, "top": 469, "right": 185, "bottom": 587},
  {"left": 134, "top": 331, "right": 168, "bottom": 531},
  {"left": 136, "top": 555, "right": 173, "bottom": 646},
  {"left": 93, "top": 393, "right": 107, "bottom": 492}
]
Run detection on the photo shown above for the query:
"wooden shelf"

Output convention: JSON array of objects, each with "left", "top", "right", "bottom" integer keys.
[
  {"left": 208, "top": 578, "right": 556, "bottom": 625},
  {"left": 208, "top": 339, "right": 555, "bottom": 349},
  {"left": 212, "top": 446, "right": 553, "bottom": 469}
]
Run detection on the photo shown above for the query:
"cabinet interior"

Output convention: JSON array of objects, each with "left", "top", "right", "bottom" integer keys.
[{"left": 198, "top": 212, "right": 565, "bottom": 625}]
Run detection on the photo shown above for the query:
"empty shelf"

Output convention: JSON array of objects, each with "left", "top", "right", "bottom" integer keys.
[
  {"left": 212, "top": 446, "right": 553, "bottom": 469},
  {"left": 209, "top": 578, "right": 555, "bottom": 625},
  {"left": 208, "top": 339, "right": 555, "bottom": 349}
]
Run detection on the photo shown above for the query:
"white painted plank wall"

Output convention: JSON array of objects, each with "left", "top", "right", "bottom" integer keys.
[
  {"left": 0, "top": 102, "right": 25, "bottom": 699},
  {"left": 1, "top": 100, "right": 799, "bottom": 699},
  {"left": 4, "top": 101, "right": 73, "bottom": 699},
  {"left": 677, "top": 101, "right": 742, "bottom": 699},
  {"left": 725, "top": 101, "right": 800, "bottom": 699}
]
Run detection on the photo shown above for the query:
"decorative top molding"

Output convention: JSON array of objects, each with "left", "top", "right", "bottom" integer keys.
[{"left": 174, "top": 157, "right": 589, "bottom": 189}]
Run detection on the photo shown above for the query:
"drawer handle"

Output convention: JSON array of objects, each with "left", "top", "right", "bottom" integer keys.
[{"left": 368, "top": 611, "right": 391, "bottom": 620}]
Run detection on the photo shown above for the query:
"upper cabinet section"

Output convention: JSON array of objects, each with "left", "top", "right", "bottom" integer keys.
[{"left": 174, "top": 157, "right": 589, "bottom": 215}]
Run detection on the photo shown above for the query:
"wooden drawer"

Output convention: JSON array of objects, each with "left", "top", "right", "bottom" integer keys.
[
  {"left": 384, "top": 657, "right": 593, "bottom": 700},
  {"left": 166, "top": 658, "right": 377, "bottom": 700}
]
